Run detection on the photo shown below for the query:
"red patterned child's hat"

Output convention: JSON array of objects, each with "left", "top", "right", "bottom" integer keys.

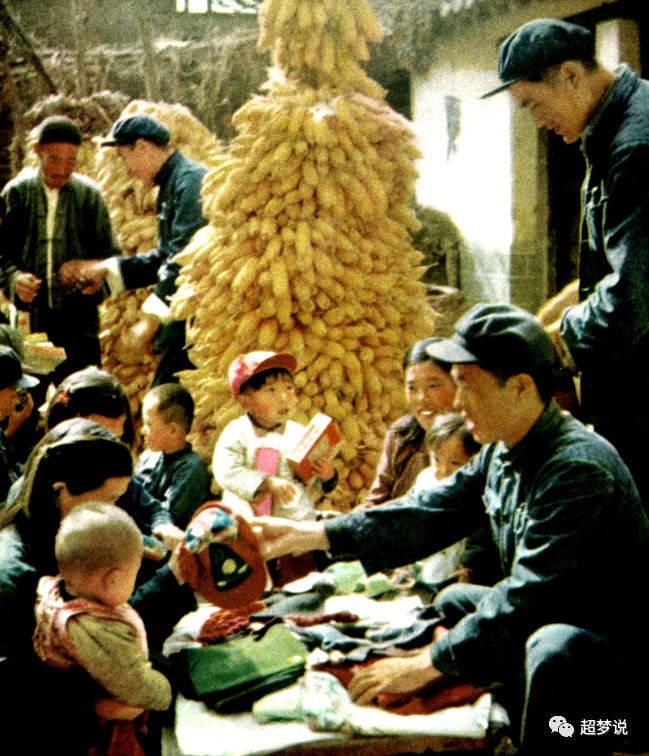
[{"left": 178, "top": 503, "right": 266, "bottom": 609}]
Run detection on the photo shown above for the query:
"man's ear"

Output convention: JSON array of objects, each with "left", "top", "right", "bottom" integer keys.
[
  {"left": 52, "top": 481, "right": 68, "bottom": 497},
  {"left": 560, "top": 60, "right": 584, "bottom": 89},
  {"left": 508, "top": 373, "right": 535, "bottom": 398}
]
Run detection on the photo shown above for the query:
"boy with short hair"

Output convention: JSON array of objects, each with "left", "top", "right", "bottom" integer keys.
[
  {"left": 135, "top": 383, "right": 210, "bottom": 530},
  {"left": 33, "top": 502, "right": 172, "bottom": 724},
  {"left": 212, "top": 351, "right": 338, "bottom": 522}
]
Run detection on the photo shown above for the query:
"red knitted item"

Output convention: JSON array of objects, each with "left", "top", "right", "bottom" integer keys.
[{"left": 198, "top": 601, "right": 267, "bottom": 644}]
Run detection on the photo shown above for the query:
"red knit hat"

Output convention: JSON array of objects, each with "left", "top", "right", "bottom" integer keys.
[
  {"left": 228, "top": 351, "right": 297, "bottom": 398},
  {"left": 177, "top": 503, "right": 267, "bottom": 609}
]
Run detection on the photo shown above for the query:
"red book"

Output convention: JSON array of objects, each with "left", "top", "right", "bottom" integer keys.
[
  {"left": 254, "top": 447, "right": 280, "bottom": 515},
  {"left": 286, "top": 414, "right": 341, "bottom": 484}
]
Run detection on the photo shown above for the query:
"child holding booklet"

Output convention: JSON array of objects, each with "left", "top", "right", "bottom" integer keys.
[{"left": 212, "top": 351, "right": 338, "bottom": 522}]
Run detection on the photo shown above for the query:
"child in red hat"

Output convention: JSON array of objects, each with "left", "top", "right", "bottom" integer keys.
[{"left": 212, "top": 352, "right": 338, "bottom": 523}]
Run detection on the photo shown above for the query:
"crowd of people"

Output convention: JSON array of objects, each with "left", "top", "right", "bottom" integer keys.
[{"left": 1, "top": 15, "right": 648, "bottom": 756}]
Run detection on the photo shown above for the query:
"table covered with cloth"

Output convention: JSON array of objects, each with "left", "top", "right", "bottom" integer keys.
[{"left": 160, "top": 568, "right": 510, "bottom": 756}]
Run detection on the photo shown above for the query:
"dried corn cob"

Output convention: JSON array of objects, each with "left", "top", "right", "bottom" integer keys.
[{"left": 171, "top": 0, "right": 436, "bottom": 508}]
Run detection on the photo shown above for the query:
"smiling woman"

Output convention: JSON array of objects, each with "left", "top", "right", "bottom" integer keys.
[{"left": 361, "top": 337, "right": 456, "bottom": 507}]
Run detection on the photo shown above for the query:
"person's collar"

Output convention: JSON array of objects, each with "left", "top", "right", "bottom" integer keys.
[
  {"left": 163, "top": 442, "right": 191, "bottom": 459},
  {"left": 581, "top": 65, "right": 636, "bottom": 150},
  {"left": 154, "top": 149, "right": 179, "bottom": 187},
  {"left": 246, "top": 411, "right": 286, "bottom": 434},
  {"left": 499, "top": 399, "right": 563, "bottom": 469}
]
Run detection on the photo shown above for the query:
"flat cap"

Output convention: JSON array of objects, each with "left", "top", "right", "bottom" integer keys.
[
  {"left": 102, "top": 114, "right": 171, "bottom": 147},
  {"left": 0, "top": 345, "right": 40, "bottom": 392},
  {"left": 38, "top": 116, "right": 82, "bottom": 146},
  {"left": 425, "top": 303, "right": 563, "bottom": 380},
  {"left": 482, "top": 18, "right": 596, "bottom": 98}
]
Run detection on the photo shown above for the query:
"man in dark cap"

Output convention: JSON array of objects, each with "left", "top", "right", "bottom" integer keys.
[
  {"left": 0, "top": 345, "right": 40, "bottom": 503},
  {"left": 61, "top": 113, "right": 208, "bottom": 385},
  {"left": 483, "top": 18, "right": 649, "bottom": 509},
  {"left": 254, "top": 304, "right": 649, "bottom": 755},
  {"left": 0, "top": 116, "right": 121, "bottom": 383}
]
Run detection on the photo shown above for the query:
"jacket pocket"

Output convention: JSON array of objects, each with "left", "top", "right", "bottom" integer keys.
[{"left": 584, "top": 182, "right": 607, "bottom": 254}]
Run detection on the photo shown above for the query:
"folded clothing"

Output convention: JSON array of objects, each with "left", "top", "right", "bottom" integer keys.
[
  {"left": 171, "top": 621, "right": 309, "bottom": 714},
  {"left": 318, "top": 660, "right": 486, "bottom": 716}
]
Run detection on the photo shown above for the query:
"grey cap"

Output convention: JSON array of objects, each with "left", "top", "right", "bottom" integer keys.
[
  {"left": 102, "top": 114, "right": 171, "bottom": 147},
  {"left": 0, "top": 345, "right": 40, "bottom": 392},
  {"left": 481, "top": 19, "right": 596, "bottom": 99},
  {"left": 425, "top": 303, "right": 564, "bottom": 381}
]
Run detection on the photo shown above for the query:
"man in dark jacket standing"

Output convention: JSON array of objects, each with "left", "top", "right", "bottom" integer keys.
[
  {"left": 0, "top": 116, "right": 121, "bottom": 382},
  {"left": 482, "top": 18, "right": 649, "bottom": 509},
  {"left": 256, "top": 304, "right": 649, "bottom": 756},
  {"left": 62, "top": 114, "right": 208, "bottom": 386}
]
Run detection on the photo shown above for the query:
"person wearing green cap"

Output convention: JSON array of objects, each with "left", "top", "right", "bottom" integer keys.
[
  {"left": 0, "top": 116, "right": 121, "bottom": 384},
  {"left": 483, "top": 18, "right": 649, "bottom": 510},
  {"left": 255, "top": 303, "right": 649, "bottom": 756}
]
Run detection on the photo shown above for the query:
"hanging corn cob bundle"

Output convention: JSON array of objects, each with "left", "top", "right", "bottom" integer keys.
[
  {"left": 172, "top": 0, "right": 436, "bottom": 509},
  {"left": 97, "top": 101, "right": 225, "bottom": 443}
]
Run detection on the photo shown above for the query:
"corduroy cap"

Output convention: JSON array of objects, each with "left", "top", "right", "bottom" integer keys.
[
  {"left": 37, "top": 116, "right": 82, "bottom": 145},
  {"left": 0, "top": 346, "right": 40, "bottom": 392},
  {"left": 229, "top": 351, "right": 297, "bottom": 398},
  {"left": 102, "top": 114, "right": 171, "bottom": 147},
  {"left": 425, "top": 304, "right": 563, "bottom": 380},
  {"left": 481, "top": 19, "right": 596, "bottom": 98}
]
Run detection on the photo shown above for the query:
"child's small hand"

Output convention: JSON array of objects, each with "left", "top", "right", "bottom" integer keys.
[
  {"left": 262, "top": 476, "right": 298, "bottom": 507},
  {"left": 152, "top": 523, "right": 185, "bottom": 551},
  {"left": 95, "top": 698, "right": 145, "bottom": 722},
  {"left": 311, "top": 457, "right": 335, "bottom": 482}
]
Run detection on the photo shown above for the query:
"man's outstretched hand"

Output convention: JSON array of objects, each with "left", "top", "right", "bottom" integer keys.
[{"left": 58, "top": 259, "right": 107, "bottom": 294}]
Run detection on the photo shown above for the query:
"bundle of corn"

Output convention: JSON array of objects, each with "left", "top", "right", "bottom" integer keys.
[
  {"left": 172, "top": 0, "right": 435, "bottom": 510},
  {"left": 97, "top": 101, "right": 225, "bottom": 443},
  {"left": 258, "top": 0, "right": 384, "bottom": 99}
]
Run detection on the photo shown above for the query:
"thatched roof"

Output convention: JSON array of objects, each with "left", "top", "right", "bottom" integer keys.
[{"left": 367, "top": 0, "right": 542, "bottom": 74}]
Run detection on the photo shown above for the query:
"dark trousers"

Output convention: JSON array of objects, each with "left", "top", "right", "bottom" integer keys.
[
  {"left": 151, "top": 321, "right": 194, "bottom": 387},
  {"left": 434, "top": 584, "right": 642, "bottom": 756}
]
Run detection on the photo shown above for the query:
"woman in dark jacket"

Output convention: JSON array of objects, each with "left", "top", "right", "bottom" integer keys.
[{"left": 0, "top": 418, "right": 195, "bottom": 754}]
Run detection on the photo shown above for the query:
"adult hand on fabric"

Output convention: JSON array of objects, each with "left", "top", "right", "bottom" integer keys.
[
  {"left": 347, "top": 648, "right": 444, "bottom": 705},
  {"left": 253, "top": 517, "right": 329, "bottom": 561}
]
